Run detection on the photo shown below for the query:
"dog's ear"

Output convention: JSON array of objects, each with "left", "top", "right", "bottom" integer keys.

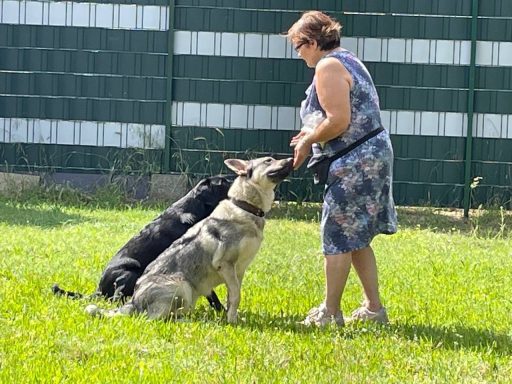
[
  {"left": 194, "top": 177, "right": 210, "bottom": 190},
  {"left": 224, "top": 159, "right": 248, "bottom": 176},
  {"left": 209, "top": 176, "right": 221, "bottom": 186}
]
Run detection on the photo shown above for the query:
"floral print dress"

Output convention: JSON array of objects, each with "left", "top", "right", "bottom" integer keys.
[{"left": 300, "top": 49, "right": 398, "bottom": 254}]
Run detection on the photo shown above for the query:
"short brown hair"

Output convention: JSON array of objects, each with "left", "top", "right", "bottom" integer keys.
[{"left": 286, "top": 11, "right": 342, "bottom": 51}]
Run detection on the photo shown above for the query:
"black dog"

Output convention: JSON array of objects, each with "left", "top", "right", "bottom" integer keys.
[{"left": 53, "top": 175, "right": 233, "bottom": 311}]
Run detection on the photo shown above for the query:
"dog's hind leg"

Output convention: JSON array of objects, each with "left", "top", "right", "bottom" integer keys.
[
  {"left": 129, "top": 273, "right": 196, "bottom": 321},
  {"left": 98, "top": 264, "right": 142, "bottom": 300},
  {"left": 206, "top": 290, "right": 225, "bottom": 312},
  {"left": 111, "top": 272, "right": 140, "bottom": 302},
  {"left": 145, "top": 280, "right": 195, "bottom": 320}
]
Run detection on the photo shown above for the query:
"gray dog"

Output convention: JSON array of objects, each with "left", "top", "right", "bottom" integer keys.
[{"left": 86, "top": 156, "right": 293, "bottom": 323}]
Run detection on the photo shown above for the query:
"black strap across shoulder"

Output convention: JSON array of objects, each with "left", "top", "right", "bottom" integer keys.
[
  {"left": 306, "top": 126, "right": 386, "bottom": 188},
  {"left": 328, "top": 126, "right": 385, "bottom": 164},
  {"left": 322, "top": 126, "right": 385, "bottom": 192}
]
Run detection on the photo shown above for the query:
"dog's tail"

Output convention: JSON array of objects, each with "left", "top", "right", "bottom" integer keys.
[
  {"left": 52, "top": 283, "right": 102, "bottom": 300},
  {"left": 52, "top": 283, "right": 86, "bottom": 299}
]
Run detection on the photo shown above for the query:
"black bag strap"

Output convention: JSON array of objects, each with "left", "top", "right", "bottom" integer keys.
[
  {"left": 327, "top": 126, "right": 384, "bottom": 164},
  {"left": 323, "top": 126, "right": 385, "bottom": 191}
]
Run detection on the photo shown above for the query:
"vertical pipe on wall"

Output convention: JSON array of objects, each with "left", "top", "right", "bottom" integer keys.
[
  {"left": 164, "top": 0, "right": 175, "bottom": 173},
  {"left": 463, "top": 0, "right": 478, "bottom": 217}
]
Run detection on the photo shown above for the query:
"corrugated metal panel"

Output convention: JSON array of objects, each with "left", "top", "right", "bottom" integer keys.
[
  {"left": 173, "top": 55, "right": 512, "bottom": 93},
  {"left": 197, "top": 0, "right": 341, "bottom": 10},
  {"left": 0, "top": 96, "right": 166, "bottom": 124},
  {"left": 0, "top": 47, "right": 166, "bottom": 77},
  {"left": 1, "top": 0, "right": 511, "bottom": 207},
  {"left": 173, "top": 6, "right": 512, "bottom": 42},
  {"left": 173, "top": 0, "right": 511, "bottom": 18},
  {"left": 172, "top": 6, "right": 512, "bottom": 42},
  {"left": 0, "top": 25, "right": 167, "bottom": 52},
  {"left": 0, "top": 72, "right": 166, "bottom": 100},
  {"left": 342, "top": 0, "right": 473, "bottom": 15},
  {"left": 77, "top": 0, "right": 168, "bottom": 4}
]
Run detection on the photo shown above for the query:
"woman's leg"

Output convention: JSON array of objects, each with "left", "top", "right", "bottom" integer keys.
[
  {"left": 351, "top": 246, "right": 383, "bottom": 311},
  {"left": 324, "top": 252, "right": 352, "bottom": 315}
]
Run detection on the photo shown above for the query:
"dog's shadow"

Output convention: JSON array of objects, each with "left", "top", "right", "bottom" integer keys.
[
  {"left": 0, "top": 201, "right": 88, "bottom": 228},
  {"left": 230, "top": 310, "right": 512, "bottom": 355}
]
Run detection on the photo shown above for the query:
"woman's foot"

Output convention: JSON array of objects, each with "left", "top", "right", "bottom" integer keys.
[
  {"left": 299, "top": 303, "right": 345, "bottom": 327},
  {"left": 347, "top": 306, "right": 389, "bottom": 324}
]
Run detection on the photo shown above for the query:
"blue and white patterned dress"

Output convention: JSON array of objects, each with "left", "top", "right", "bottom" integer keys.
[{"left": 300, "top": 49, "right": 398, "bottom": 254}]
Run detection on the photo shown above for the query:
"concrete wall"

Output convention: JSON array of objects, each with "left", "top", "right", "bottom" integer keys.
[{"left": 0, "top": 171, "right": 189, "bottom": 203}]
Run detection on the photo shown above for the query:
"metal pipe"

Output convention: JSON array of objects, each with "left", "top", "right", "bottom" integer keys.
[
  {"left": 463, "top": 0, "right": 479, "bottom": 217},
  {"left": 163, "top": 0, "right": 175, "bottom": 173}
]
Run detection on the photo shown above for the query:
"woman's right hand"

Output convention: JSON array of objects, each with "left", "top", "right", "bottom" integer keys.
[
  {"left": 289, "top": 130, "right": 309, "bottom": 148},
  {"left": 291, "top": 134, "right": 313, "bottom": 170}
]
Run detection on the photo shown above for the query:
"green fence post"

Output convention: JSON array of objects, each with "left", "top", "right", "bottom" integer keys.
[
  {"left": 164, "top": 0, "right": 176, "bottom": 173},
  {"left": 463, "top": 0, "right": 479, "bottom": 217}
]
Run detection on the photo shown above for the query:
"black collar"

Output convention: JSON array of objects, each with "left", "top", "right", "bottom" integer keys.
[{"left": 229, "top": 198, "right": 265, "bottom": 217}]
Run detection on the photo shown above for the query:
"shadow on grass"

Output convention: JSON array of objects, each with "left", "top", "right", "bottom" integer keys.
[
  {"left": 387, "top": 322, "right": 512, "bottom": 355},
  {"left": 395, "top": 206, "right": 512, "bottom": 237},
  {"left": 0, "top": 201, "right": 88, "bottom": 228},
  {"left": 235, "top": 311, "right": 511, "bottom": 355},
  {"left": 92, "top": 304, "right": 510, "bottom": 356},
  {"left": 269, "top": 202, "right": 511, "bottom": 238}
]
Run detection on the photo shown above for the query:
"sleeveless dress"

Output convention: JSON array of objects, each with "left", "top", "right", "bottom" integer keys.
[{"left": 300, "top": 49, "right": 398, "bottom": 254}]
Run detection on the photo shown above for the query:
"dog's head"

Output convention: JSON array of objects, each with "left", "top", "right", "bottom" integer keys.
[
  {"left": 224, "top": 157, "right": 294, "bottom": 189},
  {"left": 192, "top": 175, "right": 233, "bottom": 206}
]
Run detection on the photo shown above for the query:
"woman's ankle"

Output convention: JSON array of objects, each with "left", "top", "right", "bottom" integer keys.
[
  {"left": 324, "top": 303, "right": 342, "bottom": 316},
  {"left": 363, "top": 300, "right": 383, "bottom": 312}
]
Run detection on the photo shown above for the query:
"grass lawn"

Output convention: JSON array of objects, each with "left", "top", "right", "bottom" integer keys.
[{"left": 0, "top": 198, "right": 511, "bottom": 383}]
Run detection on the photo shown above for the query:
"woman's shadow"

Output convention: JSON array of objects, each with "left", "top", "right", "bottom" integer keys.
[{"left": 236, "top": 311, "right": 512, "bottom": 355}]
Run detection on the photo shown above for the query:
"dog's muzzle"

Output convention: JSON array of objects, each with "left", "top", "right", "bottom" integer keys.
[{"left": 267, "top": 158, "right": 294, "bottom": 182}]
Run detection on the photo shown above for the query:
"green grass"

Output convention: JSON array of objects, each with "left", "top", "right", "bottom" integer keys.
[{"left": 0, "top": 198, "right": 511, "bottom": 383}]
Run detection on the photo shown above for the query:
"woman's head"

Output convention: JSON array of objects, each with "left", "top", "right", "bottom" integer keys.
[{"left": 286, "top": 11, "right": 342, "bottom": 51}]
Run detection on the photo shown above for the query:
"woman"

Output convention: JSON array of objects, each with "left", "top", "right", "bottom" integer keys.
[{"left": 287, "top": 11, "right": 398, "bottom": 327}]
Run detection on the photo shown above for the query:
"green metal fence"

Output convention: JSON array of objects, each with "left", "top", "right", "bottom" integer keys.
[{"left": 1, "top": 0, "right": 511, "bottom": 209}]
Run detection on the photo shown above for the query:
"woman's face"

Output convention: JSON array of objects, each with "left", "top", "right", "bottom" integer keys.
[{"left": 294, "top": 40, "right": 323, "bottom": 68}]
